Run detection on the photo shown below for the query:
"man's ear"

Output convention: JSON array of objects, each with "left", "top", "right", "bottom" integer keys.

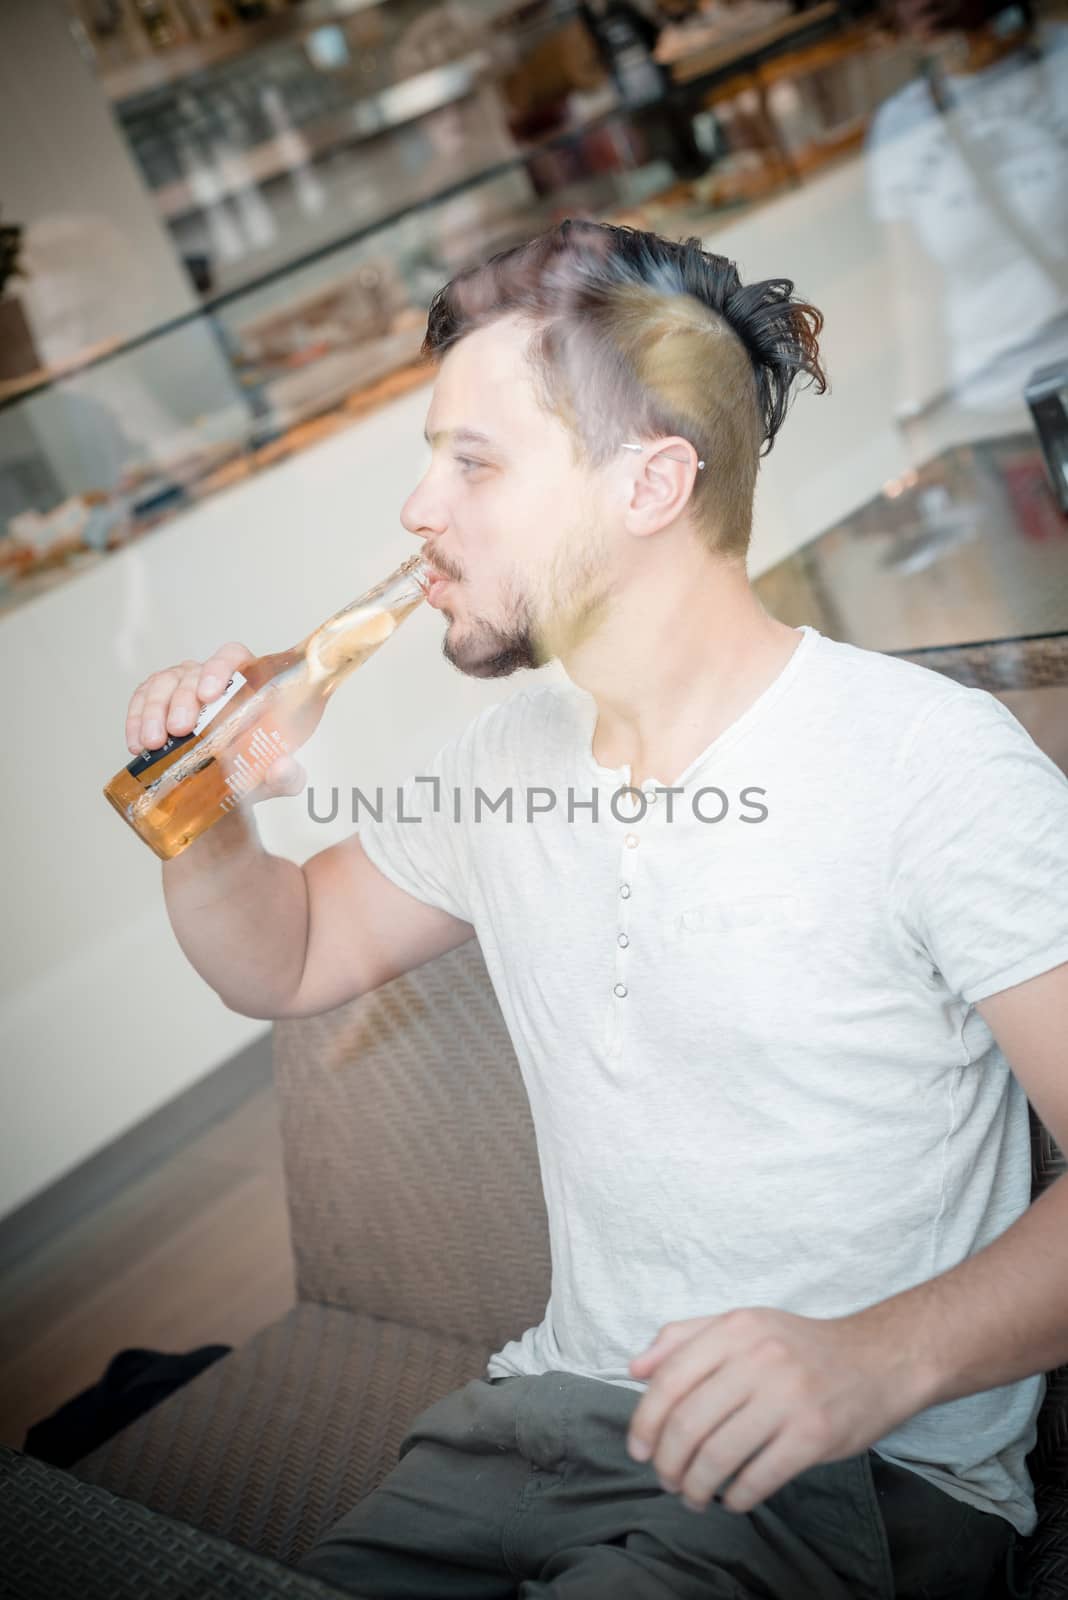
[{"left": 622, "top": 439, "right": 702, "bottom": 537}]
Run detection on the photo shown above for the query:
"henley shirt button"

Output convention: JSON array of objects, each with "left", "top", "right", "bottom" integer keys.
[
  {"left": 617, "top": 933, "right": 629, "bottom": 948},
  {"left": 620, "top": 884, "right": 631, "bottom": 899},
  {"left": 613, "top": 983, "right": 628, "bottom": 998},
  {"left": 624, "top": 833, "right": 639, "bottom": 849}
]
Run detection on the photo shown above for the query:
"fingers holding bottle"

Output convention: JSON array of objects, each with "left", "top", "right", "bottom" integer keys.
[
  {"left": 125, "top": 643, "right": 254, "bottom": 754},
  {"left": 257, "top": 754, "right": 308, "bottom": 802}
]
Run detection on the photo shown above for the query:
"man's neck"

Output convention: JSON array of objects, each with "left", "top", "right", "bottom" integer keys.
[{"left": 561, "top": 560, "right": 802, "bottom": 790}]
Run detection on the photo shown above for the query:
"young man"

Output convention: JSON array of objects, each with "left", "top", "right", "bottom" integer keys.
[{"left": 152, "top": 220, "right": 1068, "bottom": 1598}]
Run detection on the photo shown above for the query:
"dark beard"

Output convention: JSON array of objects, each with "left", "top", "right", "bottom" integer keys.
[
  {"left": 440, "top": 588, "right": 550, "bottom": 678},
  {"left": 442, "top": 616, "right": 545, "bottom": 678}
]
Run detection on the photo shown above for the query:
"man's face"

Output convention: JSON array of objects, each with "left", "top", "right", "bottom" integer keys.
[{"left": 400, "top": 314, "right": 619, "bottom": 678}]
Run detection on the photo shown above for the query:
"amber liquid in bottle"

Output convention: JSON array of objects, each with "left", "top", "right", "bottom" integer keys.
[{"left": 103, "top": 552, "right": 430, "bottom": 861}]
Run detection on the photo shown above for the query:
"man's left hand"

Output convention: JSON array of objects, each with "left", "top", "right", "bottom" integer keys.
[{"left": 625, "top": 1306, "right": 931, "bottom": 1515}]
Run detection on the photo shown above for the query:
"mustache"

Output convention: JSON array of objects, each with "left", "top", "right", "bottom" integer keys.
[{"left": 426, "top": 553, "right": 462, "bottom": 583}]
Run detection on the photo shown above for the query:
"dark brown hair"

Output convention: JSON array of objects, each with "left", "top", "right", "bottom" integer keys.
[{"left": 422, "top": 218, "right": 828, "bottom": 559}]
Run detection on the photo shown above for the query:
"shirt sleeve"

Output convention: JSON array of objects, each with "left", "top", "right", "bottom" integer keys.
[
  {"left": 356, "top": 717, "right": 480, "bottom": 926},
  {"left": 889, "top": 687, "right": 1068, "bottom": 1004}
]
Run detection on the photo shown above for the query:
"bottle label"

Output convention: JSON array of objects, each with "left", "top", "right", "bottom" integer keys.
[
  {"left": 125, "top": 670, "right": 248, "bottom": 781},
  {"left": 218, "top": 724, "right": 291, "bottom": 813}
]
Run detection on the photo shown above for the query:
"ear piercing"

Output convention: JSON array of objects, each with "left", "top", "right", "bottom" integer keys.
[{"left": 621, "top": 442, "right": 705, "bottom": 470}]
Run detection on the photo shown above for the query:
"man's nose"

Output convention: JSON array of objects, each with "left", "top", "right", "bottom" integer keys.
[{"left": 400, "top": 476, "right": 446, "bottom": 539}]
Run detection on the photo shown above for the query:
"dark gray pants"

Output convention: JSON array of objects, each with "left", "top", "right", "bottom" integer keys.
[{"left": 293, "top": 1370, "right": 1025, "bottom": 1599}]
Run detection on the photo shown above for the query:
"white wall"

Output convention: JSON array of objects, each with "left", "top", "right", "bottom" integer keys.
[
  {"left": 0, "top": 153, "right": 1036, "bottom": 1222},
  {"left": 0, "top": 383, "right": 507, "bottom": 1221}
]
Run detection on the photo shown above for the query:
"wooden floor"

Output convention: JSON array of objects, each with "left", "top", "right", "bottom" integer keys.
[{"left": 0, "top": 1083, "right": 295, "bottom": 1452}]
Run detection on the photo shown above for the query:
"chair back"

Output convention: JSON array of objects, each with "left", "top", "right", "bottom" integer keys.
[{"left": 273, "top": 939, "right": 551, "bottom": 1348}]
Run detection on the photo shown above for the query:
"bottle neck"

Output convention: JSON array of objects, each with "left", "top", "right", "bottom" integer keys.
[{"left": 303, "top": 552, "right": 430, "bottom": 682}]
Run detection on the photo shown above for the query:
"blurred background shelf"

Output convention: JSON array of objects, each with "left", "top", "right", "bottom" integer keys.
[{"left": 93, "top": 0, "right": 401, "bottom": 102}]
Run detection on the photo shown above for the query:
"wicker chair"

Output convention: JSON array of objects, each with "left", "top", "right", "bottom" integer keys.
[{"left": 71, "top": 938, "right": 1068, "bottom": 1595}]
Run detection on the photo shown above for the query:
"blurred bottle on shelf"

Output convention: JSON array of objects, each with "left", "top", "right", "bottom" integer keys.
[
  {"left": 175, "top": 0, "right": 241, "bottom": 35},
  {"left": 577, "top": 0, "right": 665, "bottom": 106},
  {"left": 77, "top": 0, "right": 127, "bottom": 45},
  {"left": 133, "top": 0, "right": 190, "bottom": 49}
]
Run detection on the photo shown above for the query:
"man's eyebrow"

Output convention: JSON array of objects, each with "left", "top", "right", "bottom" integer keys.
[{"left": 423, "top": 425, "right": 503, "bottom": 453}]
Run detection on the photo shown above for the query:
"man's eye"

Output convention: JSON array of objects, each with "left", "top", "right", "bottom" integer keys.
[{"left": 456, "top": 456, "right": 487, "bottom": 473}]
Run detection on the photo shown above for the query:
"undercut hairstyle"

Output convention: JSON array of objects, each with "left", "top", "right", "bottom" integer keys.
[{"left": 422, "top": 218, "right": 828, "bottom": 560}]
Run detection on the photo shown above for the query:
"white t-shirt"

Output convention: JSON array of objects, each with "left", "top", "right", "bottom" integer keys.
[{"left": 358, "top": 624, "right": 1068, "bottom": 1537}]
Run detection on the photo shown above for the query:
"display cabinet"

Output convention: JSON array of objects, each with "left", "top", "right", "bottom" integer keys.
[{"left": 1, "top": 0, "right": 905, "bottom": 616}]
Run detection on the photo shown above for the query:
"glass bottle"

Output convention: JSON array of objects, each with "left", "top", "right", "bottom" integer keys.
[
  {"left": 133, "top": 0, "right": 189, "bottom": 49},
  {"left": 104, "top": 551, "right": 431, "bottom": 861}
]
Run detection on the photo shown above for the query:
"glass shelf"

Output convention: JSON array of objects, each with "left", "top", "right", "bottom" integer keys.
[{"left": 92, "top": 0, "right": 397, "bottom": 103}]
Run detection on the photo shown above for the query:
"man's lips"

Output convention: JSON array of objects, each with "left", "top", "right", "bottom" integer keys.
[{"left": 426, "top": 575, "right": 453, "bottom": 607}]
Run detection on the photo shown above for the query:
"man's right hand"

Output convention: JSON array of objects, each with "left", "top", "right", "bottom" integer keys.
[{"left": 123, "top": 641, "right": 306, "bottom": 802}]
